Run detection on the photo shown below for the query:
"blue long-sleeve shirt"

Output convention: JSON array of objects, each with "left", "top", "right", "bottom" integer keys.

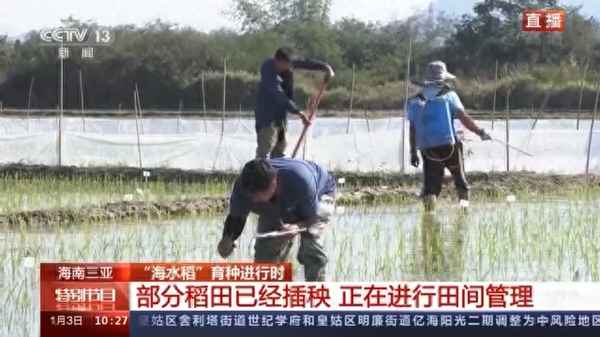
[
  {"left": 255, "top": 58, "right": 330, "bottom": 130},
  {"left": 224, "top": 158, "right": 336, "bottom": 240}
]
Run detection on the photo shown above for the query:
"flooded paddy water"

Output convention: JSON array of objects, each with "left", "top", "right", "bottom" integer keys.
[{"left": 2, "top": 198, "right": 599, "bottom": 336}]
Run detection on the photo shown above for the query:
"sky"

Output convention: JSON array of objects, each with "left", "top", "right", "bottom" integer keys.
[{"left": 2, "top": 0, "right": 600, "bottom": 38}]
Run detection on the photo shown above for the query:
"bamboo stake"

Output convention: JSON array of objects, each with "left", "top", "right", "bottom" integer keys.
[
  {"left": 178, "top": 98, "right": 183, "bottom": 133},
  {"left": 585, "top": 82, "right": 599, "bottom": 180},
  {"left": 239, "top": 103, "right": 243, "bottom": 132},
  {"left": 530, "top": 104, "right": 535, "bottom": 119},
  {"left": 346, "top": 64, "right": 355, "bottom": 134},
  {"left": 292, "top": 81, "right": 328, "bottom": 158},
  {"left": 201, "top": 72, "right": 208, "bottom": 133},
  {"left": 491, "top": 59, "right": 498, "bottom": 130},
  {"left": 505, "top": 88, "right": 511, "bottom": 172},
  {"left": 401, "top": 34, "right": 413, "bottom": 173},
  {"left": 302, "top": 97, "right": 310, "bottom": 159},
  {"left": 0, "top": 101, "right": 3, "bottom": 112},
  {"left": 27, "top": 76, "right": 35, "bottom": 133},
  {"left": 212, "top": 58, "right": 227, "bottom": 170},
  {"left": 79, "top": 69, "right": 86, "bottom": 132},
  {"left": 134, "top": 85, "right": 144, "bottom": 134},
  {"left": 576, "top": 62, "right": 588, "bottom": 130},
  {"left": 531, "top": 86, "right": 553, "bottom": 130},
  {"left": 58, "top": 45, "right": 64, "bottom": 167},
  {"left": 133, "top": 87, "right": 143, "bottom": 172},
  {"left": 364, "top": 109, "right": 370, "bottom": 133}
]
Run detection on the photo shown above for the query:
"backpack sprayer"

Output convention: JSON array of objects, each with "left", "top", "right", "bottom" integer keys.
[
  {"left": 414, "top": 89, "right": 533, "bottom": 160},
  {"left": 414, "top": 90, "right": 458, "bottom": 162}
]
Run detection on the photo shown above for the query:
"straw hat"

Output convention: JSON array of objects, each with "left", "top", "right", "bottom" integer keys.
[{"left": 413, "top": 60, "right": 456, "bottom": 87}]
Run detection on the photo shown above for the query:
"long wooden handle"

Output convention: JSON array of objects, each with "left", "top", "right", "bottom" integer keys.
[{"left": 292, "top": 81, "right": 328, "bottom": 158}]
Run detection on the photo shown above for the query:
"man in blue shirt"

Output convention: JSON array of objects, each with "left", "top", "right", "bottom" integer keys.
[
  {"left": 407, "top": 61, "right": 491, "bottom": 210},
  {"left": 255, "top": 47, "right": 335, "bottom": 159},
  {"left": 217, "top": 158, "right": 336, "bottom": 281}
]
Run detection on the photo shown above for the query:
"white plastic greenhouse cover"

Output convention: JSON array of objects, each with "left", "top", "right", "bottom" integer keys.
[{"left": 0, "top": 116, "right": 598, "bottom": 174}]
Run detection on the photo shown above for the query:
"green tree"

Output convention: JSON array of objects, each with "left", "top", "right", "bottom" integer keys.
[{"left": 230, "top": 0, "right": 332, "bottom": 32}]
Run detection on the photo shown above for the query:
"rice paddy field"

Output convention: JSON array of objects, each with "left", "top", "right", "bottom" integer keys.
[
  {"left": 0, "top": 174, "right": 229, "bottom": 213},
  {"left": 1, "top": 176, "right": 600, "bottom": 336}
]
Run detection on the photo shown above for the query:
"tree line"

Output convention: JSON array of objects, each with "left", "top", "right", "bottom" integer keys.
[{"left": 0, "top": 0, "right": 599, "bottom": 112}]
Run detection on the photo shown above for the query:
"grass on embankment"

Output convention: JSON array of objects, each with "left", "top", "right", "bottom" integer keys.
[{"left": 0, "top": 164, "right": 599, "bottom": 227}]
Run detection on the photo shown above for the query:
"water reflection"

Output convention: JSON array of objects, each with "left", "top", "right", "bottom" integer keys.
[{"left": 417, "top": 209, "right": 466, "bottom": 281}]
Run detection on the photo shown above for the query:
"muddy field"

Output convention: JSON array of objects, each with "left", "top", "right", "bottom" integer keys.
[{"left": 2, "top": 163, "right": 598, "bottom": 187}]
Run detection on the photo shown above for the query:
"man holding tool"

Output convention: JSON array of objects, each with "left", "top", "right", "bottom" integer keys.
[
  {"left": 255, "top": 47, "right": 335, "bottom": 159},
  {"left": 408, "top": 61, "right": 492, "bottom": 211},
  {"left": 217, "top": 158, "right": 336, "bottom": 281}
]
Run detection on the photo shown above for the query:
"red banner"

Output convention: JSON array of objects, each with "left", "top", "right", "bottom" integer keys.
[
  {"left": 522, "top": 9, "right": 566, "bottom": 32},
  {"left": 40, "top": 262, "right": 291, "bottom": 337}
]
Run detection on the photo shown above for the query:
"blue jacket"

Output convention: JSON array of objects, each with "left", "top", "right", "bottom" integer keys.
[
  {"left": 224, "top": 158, "right": 336, "bottom": 240},
  {"left": 255, "top": 58, "right": 329, "bottom": 130}
]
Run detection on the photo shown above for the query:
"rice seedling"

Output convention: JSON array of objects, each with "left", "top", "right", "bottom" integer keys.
[
  {"left": 1, "top": 179, "right": 600, "bottom": 336},
  {"left": 0, "top": 174, "right": 230, "bottom": 213}
]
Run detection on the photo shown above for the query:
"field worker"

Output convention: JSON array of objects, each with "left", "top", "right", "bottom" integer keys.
[
  {"left": 255, "top": 47, "right": 335, "bottom": 159},
  {"left": 217, "top": 158, "right": 336, "bottom": 281},
  {"left": 408, "top": 61, "right": 492, "bottom": 210}
]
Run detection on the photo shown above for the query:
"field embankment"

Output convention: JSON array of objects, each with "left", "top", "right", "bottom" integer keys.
[{"left": 1, "top": 164, "right": 599, "bottom": 227}]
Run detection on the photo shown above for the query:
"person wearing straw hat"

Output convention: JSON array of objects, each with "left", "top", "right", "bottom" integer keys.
[
  {"left": 217, "top": 157, "right": 336, "bottom": 281},
  {"left": 254, "top": 47, "right": 335, "bottom": 159},
  {"left": 407, "top": 61, "right": 491, "bottom": 211}
]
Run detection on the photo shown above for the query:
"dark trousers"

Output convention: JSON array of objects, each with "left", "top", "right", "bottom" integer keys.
[
  {"left": 421, "top": 142, "right": 470, "bottom": 200},
  {"left": 255, "top": 121, "right": 287, "bottom": 159}
]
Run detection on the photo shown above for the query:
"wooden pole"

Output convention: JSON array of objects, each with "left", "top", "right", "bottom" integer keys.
[
  {"left": 302, "top": 97, "right": 310, "bottom": 159},
  {"left": 346, "top": 64, "right": 355, "bottom": 134},
  {"left": 364, "top": 109, "right": 371, "bottom": 133},
  {"left": 239, "top": 103, "right": 243, "bottom": 126},
  {"left": 585, "top": 82, "right": 599, "bottom": 179},
  {"left": 27, "top": 76, "right": 35, "bottom": 133},
  {"left": 292, "top": 81, "right": 328, "bottom": 158},
  {"left": 505, "top": 88, "right": 511, "bottom": 172},
  {"left": 576, "top": 63, "right": 588, "bottom": 131},
  {"left": 133, "top": 86, "right": 143, "bottom": 171},
  {"left": 178, "top": 98, "right": 183, "bottom": 133},
  {"left": 491, "top": 60, "right": 498, "bottom": 130},
  {"left": 212, "top": 58, "right": 227, "bottom": 170},
  {"left": 531, "top": 85, "right": 553, "bottom": 130},
  {"left": 135, "top": 85, "right": 144, "bottom": 134},
  {"left": 401, "top": 34, "right": 413, "bottom": 173},
  {"left": 78, "top": 69, "right": 86, "bottom": 132},
  {"left": 201, "top": 72, "right": 208, "bottom": 133}
]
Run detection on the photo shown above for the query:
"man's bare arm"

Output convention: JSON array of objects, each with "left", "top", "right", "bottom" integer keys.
[
  {"left": 457, "top": 110, "right": 482, "bottom": 134},
  {"left": 457, "top": 110, "right": 491, "bottom": 140}
]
